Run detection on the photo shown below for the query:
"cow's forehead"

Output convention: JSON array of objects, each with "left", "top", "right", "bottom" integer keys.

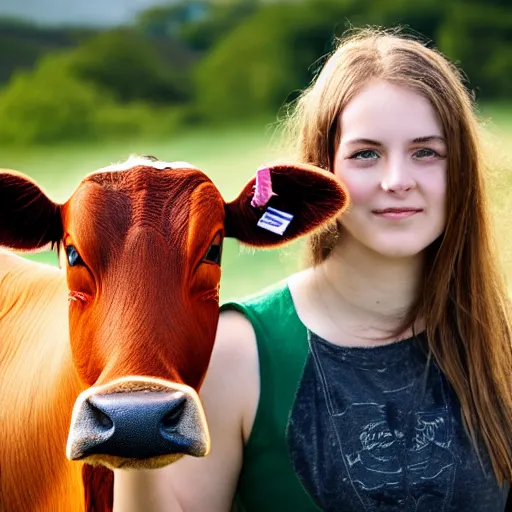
[
  {"left": 68, "top": 156, "right": 224, "bottom": 227},
  {"left": 97, "top": 156, "right": 199, "bottom": 173},
  {"left": 62, "top": 157, "right": 225, "bottom": 266},
  {"left": 81, "top": 156, "right": 215, "bottom": 197}
]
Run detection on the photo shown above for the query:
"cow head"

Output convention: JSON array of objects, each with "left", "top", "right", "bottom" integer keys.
[{"left": 0, "top": 155, "right": 348, "bottom": 470}]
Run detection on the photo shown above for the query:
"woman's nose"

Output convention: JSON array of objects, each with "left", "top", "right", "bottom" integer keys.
[{"left": 381, "top": 158, "right": 416, "bottom": 193}]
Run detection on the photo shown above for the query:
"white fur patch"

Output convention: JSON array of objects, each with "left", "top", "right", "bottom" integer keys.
[{"left": 98, "top": 155, "right": 198, "bottom": 173}]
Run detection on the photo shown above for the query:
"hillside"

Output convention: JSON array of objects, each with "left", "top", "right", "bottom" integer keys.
[{"left": 0, "top": 18, "right": 199, "bottom": 86}]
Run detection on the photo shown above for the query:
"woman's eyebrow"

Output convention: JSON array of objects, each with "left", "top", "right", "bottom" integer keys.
[
  {"left": 342, "top": 135, "right": 446, "bottom": 146},
  {"left": 411, "top": 135, "right": 446, "bottom": 144},
  {"left": 343, "top": 138, "right": 383, "bottom": 146}
]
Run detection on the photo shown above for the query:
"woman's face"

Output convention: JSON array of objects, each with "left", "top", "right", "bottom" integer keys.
[{"left": 334, "top": 80, "right": 447, "bottom": 259}]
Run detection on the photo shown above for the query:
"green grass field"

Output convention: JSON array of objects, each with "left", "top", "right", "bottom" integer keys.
[{"left": 2, "top": 104, "right": 511, "bottom": 301}]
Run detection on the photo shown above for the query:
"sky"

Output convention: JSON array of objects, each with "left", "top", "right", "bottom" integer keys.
[{"left": 0, "top": 0, "right": 176, "bottom": 27}]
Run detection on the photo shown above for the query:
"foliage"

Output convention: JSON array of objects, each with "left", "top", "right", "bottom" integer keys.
[
  {"left": 66, "top": 29, "right": 191, "bottom": 105},
  {"left": 0, "top": 55, "right": 105, "bottom": 144},
  {"left": 177, "top": 1, "right": 258, "bottom": 52},
  {"left": 0, "top": 18, "right": 93, "bottom": 83},
  {"left": 193, "top": 0, "right": 360, "bottom": 121},
  {"left": 94, "top": 102, "right": 193, "bottom": 139},
  {"left": 192, "top": 0, "right": 511, "bottom": 121},
  {"left": 136, "top": 1, "right": 211, "bottom": 39},
  {"left": 0, "top": 48, "right": 189, "bottom": 145},
  {"left": 366, "top": 0, "right": 448, "bottom": 44},
  {"left": 0, "top": 0, "right": 510, "bottom": 144},
  {"left": 438, "top": 1, "right": 512, "bottom": 99},
  {"left": 135, "top": 0, "right": 257, "bottom": 52}
]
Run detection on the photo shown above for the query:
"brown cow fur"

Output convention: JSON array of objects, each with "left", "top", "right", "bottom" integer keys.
[
  {"left": 0, "top": 250, "right": 106, "bottom": 512},
  {"left": 0, "top": 158, "right": 348, "bottom": 512},
  {"left": 83, "top": 465, "right": 114, "bottom": 512}
]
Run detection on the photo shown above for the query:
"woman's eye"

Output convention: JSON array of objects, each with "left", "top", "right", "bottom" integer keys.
[
  {"left": 414, "top": 148, "right": 439, "bottom": 159},
  {"left": 66, "top": 245, "right": 84, "bottom": 267},
  {"left": 350, "top": 149, "right": 379, "bottom": 160},
  {"left": 203, "top": 243, "right": 222, "bottom": 266}
]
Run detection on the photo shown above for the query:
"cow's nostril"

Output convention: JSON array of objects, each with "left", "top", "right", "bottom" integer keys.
[
  {"left": 90, "top": 402, "right": 114, "bottom": 430},
  {"left": 67, "top": 388, "right": 209, "bottom": 462},
  {"left": 161, "top": 392, "right": 186, "bottom": 429}
]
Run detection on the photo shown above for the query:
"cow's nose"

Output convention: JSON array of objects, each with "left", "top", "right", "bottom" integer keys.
[{"left": 66, "top": 390, "right": 209, "bottom": 461}]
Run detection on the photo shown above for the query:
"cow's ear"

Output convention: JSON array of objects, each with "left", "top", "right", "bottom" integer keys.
[
  {"left": 224, "top": 163, "right": 348, "bottom": 247},
  {"left": 0, "top": 170, "right": 62, "bottom": 250}
]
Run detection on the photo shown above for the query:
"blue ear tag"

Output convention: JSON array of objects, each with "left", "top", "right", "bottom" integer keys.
[{"left": 257, "top": 207, "right": 294, "bottom": 235}]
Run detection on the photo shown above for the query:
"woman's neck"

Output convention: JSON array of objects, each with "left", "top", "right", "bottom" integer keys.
[{"left": 296, "top": 236, "right": 425, "bottom": 345}]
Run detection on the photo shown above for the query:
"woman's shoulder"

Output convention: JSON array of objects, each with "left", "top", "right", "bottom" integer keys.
[
  {"left": 221, "top": 278, "right": 290, "bottom": 315},
  {"left": 220, "top": 273, "right": 307, "bottom": 333},
  {"left": 213, "top": 278, "right": 295, "bottom": 401},
  {"left": 214, "top": 274, "right": 309, "bottom": 437}
]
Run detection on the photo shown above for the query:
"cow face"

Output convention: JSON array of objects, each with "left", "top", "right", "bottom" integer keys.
[{"left": 0, "top": 156, "right": 348, "bottom": 470}]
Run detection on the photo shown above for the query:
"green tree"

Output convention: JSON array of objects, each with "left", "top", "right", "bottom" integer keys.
[
  {"left": 0, "top": 54, "right": 106, "bottom": 144},
  {"left": 178, "top": 1, "right": 258, "bottom": 52},
  {"left": 67, "top": 29, "right": 191, "bottom": 104},
  {"left": 438, "top": 1, "right": 512, "bottom": 99},
  {"left": 135, "top": 0, "right": 257, "bottom": 52},
  {"left": 368, "top": 0, "right": 447, "bottom": 45},
  {"left": 194, "top": 0, "right": 363, "bottom": 120}
]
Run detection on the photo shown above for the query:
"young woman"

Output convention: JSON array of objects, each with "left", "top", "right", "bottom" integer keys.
[{"left": 113, "top": 27, "right": 512, "bottom": 512}]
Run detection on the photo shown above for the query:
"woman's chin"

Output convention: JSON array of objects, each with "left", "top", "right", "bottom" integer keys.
[
  {"left": 336, "top": 228, "right": 442, "bottom": 261},
  {"left": 366, "top": 239, "right": 431, "bottom": 259}
]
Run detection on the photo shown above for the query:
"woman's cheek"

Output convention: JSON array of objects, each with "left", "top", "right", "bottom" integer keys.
[{"left": 337, "top": 172, "right": 374, "bottom": 208}]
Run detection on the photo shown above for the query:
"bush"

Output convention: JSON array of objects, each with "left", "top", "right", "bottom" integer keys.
[
  {"left": 95, "top": 102, "right": 192, "bottom": 139},
  {"left": 67, "top": 29, "right": 191, "bottom": 105},
  {"left": 177, "top": 1, "right": 257, "bottom": 52},
  {"left": 0, "top": 48, "right": 191, "bottom": 145},
  {"left": 438, "top": 1, "right": 512, "bottom": 99},
  {"left": 0, "top": 54, "right": 108, "bottom": 145},
  {"left": 193, "top": 0, "right": 356, "bottom": 121},
  {"left": 367, "top": 0, "right": 447, "bottom": 45}
]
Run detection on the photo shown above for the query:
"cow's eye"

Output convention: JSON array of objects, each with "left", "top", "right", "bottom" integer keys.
[
  {"left": 203, "top": 242, "right": 222, "bottom": 266},
  {"left": 66, "top": 245, "right": 84, "bottom": 267}
]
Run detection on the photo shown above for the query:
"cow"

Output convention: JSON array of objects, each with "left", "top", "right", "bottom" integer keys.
[{"left": 0, "top": 155, "right": 348, "bottom": 512}]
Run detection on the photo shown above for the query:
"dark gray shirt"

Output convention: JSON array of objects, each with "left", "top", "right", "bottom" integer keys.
[{"left": 287, "top": 331, "right": 509, "bottom": 511}]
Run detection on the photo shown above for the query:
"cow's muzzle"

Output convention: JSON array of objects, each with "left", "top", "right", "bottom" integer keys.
[{"left": 66, "top": 377, "right": 210, "bottom": 469}]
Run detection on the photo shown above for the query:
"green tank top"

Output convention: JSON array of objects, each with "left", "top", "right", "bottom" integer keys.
[{"left": 220, "top": 280, "right": 320, "bottom": 512}]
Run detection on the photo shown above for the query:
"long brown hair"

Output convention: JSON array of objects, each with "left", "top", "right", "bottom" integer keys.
[{"left": 281, "top": 26, "right": 512, "bottom": 484}]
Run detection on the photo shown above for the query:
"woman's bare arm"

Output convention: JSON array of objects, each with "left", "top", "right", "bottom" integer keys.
[{"left": 113, "top": 310, "right": 259, "bottom": 512}]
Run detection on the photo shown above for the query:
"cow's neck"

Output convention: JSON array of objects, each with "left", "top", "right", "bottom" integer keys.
[{"left": 0, "top": 250, "right": 85, "bottom": 511}]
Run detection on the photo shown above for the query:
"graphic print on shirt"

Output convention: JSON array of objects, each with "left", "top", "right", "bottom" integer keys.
[
  {"left": 286, "top": 336, "right": 458, "bottom": 512},
  {"left": 333, "top": 402, "right": 455, "bottom": 511}
]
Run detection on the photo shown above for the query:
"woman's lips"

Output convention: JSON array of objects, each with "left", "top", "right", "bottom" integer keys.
[{"left": 372, "top": 207, "right": 423, "bottom": 219}]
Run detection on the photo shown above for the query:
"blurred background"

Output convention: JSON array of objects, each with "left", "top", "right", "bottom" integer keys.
[{"left": 0, "top": 0, "right": 510, "bottom": 301}]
